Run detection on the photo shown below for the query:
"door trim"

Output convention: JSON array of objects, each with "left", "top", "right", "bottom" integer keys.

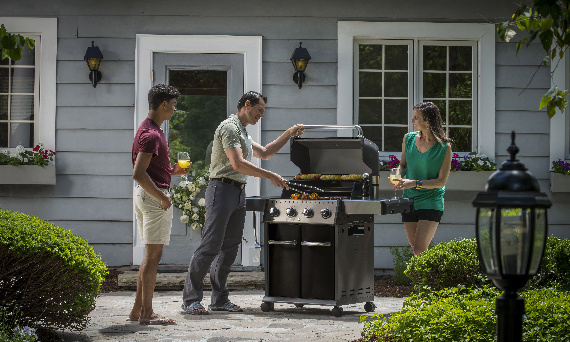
[{"left": 133, "top": 35, "right": 263, "bottom": 265}]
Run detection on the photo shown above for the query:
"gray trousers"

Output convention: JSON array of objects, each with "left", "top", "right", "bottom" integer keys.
[{"left": 182, "top": 179, "right": 246, "bottom": 306}]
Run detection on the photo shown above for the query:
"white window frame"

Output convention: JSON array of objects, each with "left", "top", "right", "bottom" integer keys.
[
  {"left": 1, "top": 18, "right": 57, "bottom": 153},
  {"left": 550, "top": 54, "right": 570, "bottom": 163},
  {"left": 338, "top": 22, "right": 495, "bottom": 159},
  {"left": 354, "top": 39, "right": 413, "bottom": 152},
  {"left": 419, "top": 40, "right": 478, "bottom": 152}
]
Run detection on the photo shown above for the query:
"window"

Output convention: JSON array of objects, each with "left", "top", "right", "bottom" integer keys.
[
  {"left": 0, "top": 18, "right": 57, "bottom": 153},
  {"left": 339, "top": 22, "right": 495, "bottom": 158},
  {"left": 0, "top": 38, "right": 39, "bottom": 148}
]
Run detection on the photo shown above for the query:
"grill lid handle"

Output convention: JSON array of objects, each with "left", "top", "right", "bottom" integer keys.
[{"left": 300, "top": 125, "right": 363, "bottom": 136}]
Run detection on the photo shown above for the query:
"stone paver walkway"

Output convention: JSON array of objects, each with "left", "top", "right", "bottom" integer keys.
[{"left": 56, "top": 290, "right": 405, "bottom": 341}]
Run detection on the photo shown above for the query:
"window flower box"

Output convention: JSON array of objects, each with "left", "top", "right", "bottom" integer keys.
[
  {"left": 550, "top": 172, "right": 570, "bottom": 193},
  {"left": 445, "top": 171, "right": 493, "bottom": 191},
  {"left": 0, "top": 165, "right": 56, "bottom": 185}
]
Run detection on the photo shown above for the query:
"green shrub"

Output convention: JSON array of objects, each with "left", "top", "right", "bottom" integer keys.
[
  {"left": 389, "top": 246, "right": 414, "bottom": 286},
  {"left": 404, "top": 238, "right": 487, "bottom": 290},
  {"left": 0, "top": 209, "right": 108, "bottom": 331},
  {"left": 361, "top": 286, "right": 570, "bottom": 341},
  {"left": 530, "top": 236, "right": 570, "bottom": 290}
]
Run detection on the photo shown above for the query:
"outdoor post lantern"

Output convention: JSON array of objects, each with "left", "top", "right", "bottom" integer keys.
[
  {"left": 84, "top": 41, "right": 103, "bottom": 88},
  {"left": 472, "top": 131, "right": 552, "bottom": 342},
  {"left": 290, "top": 42, "right": 311, "bottom": 89}
]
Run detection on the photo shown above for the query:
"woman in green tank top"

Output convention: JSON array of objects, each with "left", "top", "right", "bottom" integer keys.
[{"left": 394, "top": 102, "right": 453, "bottom": 256}]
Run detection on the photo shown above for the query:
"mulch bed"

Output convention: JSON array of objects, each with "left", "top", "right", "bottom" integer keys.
[
  {"left": 100, "top": 268, "right": 414, "bottom": 297},
  {"left": 100, "top": 268, "right": 123, "bottom": 293}
]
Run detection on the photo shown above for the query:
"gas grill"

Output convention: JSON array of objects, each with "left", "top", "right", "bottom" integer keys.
[{"left": 246, "top": 125, "right": 413, "bottom": 317}]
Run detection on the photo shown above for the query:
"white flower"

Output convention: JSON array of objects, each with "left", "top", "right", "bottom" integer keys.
[
  {"left": 179, "top": 181, "right": 189, "bottom": 187},
  {"left": 192, "top": 213, "right": 199, "bottom": 221},
  {"left": 16, "top": 145, "right": 25, "bottom": 154},
  {"left": 189, "top": 195, "right": 195, "bottom": 201},
  {"left": 188, "top": 183, "right": 196, "bottom": 192},
  {"left": 23, "top": 158, "right": 28, "bottom": 163},
  {"left": 192, "top": 207, "right": 199, "bottom": 213},
  {"left": 479, "top": 154, "right": 488, "bottom": 159},
  {"left": 1, "top": 150, "right": 8, "bottom": 155},
  {"left": 191, "top": 222, "right": 200, "bottom": 230},
  {"left": 180, "top": 215, "right": 189, "bottom": 223},
  {"left": 198, "top": 198, "right": 206, "bottom": 206},
  {"left": 184, "top": 202, "right": 192, "bottom": 210},
  {"left": 478, "top": 159, "right": 484, "bottom": 166}
]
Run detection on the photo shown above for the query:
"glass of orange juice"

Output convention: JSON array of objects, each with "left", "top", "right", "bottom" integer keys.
[
  {"left": 389, "top": 168, "right": 401, "bottom": 198},
  {"left": 177, "top": 152, "right": 191, "bottom": 169}
]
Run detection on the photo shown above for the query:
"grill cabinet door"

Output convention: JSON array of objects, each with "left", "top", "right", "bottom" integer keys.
[
  {"left": 267, "top": 223, "right": 301, "bottom": 298},
  {"left": 301, "top": 224, "right": 335, "bottom": 300}
]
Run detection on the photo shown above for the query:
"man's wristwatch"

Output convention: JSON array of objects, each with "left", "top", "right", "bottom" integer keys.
[{"left": 415, "top": 180, "right": 423, "bottom": 189}]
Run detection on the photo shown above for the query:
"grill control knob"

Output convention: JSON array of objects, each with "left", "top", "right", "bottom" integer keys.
[
  {"left": 269, "top": 207, "right": 280, "bottom": 217},
  {"left": 321, "top": 208, "right": 332, "bottom": 219},
  {"left": 302, "top": 208, "right": 314, "bottom": 218},
  {"left": 286, "top": 207, "right": 298, "bottom": 217}
]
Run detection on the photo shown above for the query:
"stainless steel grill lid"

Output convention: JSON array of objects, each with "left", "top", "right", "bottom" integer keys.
[{"left": 290, "top": 137, "right": 380, "bottom": 175}]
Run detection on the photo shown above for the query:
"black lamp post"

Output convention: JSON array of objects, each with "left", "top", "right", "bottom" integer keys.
[
  {"left": 84, "top": 41, "right": 103, "bottom": 88},
  {"left": 472, "top": 131, "right": 552, "bottom": 342},
  {"left": 290, "top": 42, "right": 311, "bottom": 89}
]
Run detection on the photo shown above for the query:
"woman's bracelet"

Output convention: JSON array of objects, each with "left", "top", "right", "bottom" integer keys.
[{"left": 415, "top": 180, "right": 423, "bottom": 189}]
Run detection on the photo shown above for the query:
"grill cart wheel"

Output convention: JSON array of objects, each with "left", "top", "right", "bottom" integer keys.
[
  {"left": 331, "top": 306, "right": 343, "bottom": 317},
  {"left": 364, "top": 301, "right": 376, "bottom": 312},
  {"left": 260, "top": 302, "right": 274, "bottom": 312}
]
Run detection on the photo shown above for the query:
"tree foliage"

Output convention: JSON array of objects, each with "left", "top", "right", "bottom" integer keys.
[
  {"left": 498, "top": 0, "right": 570, "bottom": 118},
  {"left": 0, "top": 24, "right": 35, "bottom": 61}
]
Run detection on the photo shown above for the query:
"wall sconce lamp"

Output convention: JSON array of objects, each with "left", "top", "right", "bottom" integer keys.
[
  {"left": 84, "top": 41, "right": 103, "bottom": 88},
  {"left": 290, "top": 42, "right": 311, "bottom": 89}
]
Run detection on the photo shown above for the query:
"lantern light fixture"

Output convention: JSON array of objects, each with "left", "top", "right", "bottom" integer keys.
[
  {"left": 290, "top": 42, "right": 311, "bottom": 89},
  {"left": 84, "top": 41, "right": 103, "bottom": 88},
  {"left": 472, "top": 131, "right": 552, "bottom": 342}
]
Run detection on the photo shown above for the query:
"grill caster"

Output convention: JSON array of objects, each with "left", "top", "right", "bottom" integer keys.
[
  {"left": 364, "top": 302, "right": 376, "bottom": 312},
  {"left": 294, "top": 304, "right": 305, "bottom": 308},
  {"left": 331, "top": 306, "right": 343, "bottom": 317},
  {"left": 260, "top": 302, "right": 274, "bottom": 312}
]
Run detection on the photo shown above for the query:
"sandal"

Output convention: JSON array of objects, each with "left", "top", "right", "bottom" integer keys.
[
  {"left": 181, "top": 301, "right": 209, "bottom": 315},
  {"left": 139, "top": 317, "right": 176, "bottom": 325},
  {"left": 208, "top": 301, "right": 243, "bottom": 312}
]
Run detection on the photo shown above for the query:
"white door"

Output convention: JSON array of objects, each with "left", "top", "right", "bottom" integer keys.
[
  {"left": 132, "top": 35, "right": 263, "bottom": 268},
  {"left": 153, "top": 53, "right": 244, "bottom": 265}
]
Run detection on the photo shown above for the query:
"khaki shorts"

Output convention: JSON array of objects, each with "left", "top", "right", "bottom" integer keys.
[{"left": 134, "top": 185, "right": 173, "bottom": 245}]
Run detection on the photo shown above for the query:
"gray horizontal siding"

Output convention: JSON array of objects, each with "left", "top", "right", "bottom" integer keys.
[
  {"left": 56, "top": 152, "right": 132, "bottom": 175},
  {"left": 0, "top": 198, "right": 132, "bottom": 221},
  {"left": 2, "top": 0, "right": 569, "bottom": 270},
  {"left": 56, "top": 107, "right": 134, "bottom": 130}
]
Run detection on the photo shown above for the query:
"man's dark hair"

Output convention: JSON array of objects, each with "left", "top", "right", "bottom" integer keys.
[
  {"left": 148, "top": 84, "right": 181, "bottom": 110},
  {"left": 237, "top": 91, "right": 267, "bottom": 111}
]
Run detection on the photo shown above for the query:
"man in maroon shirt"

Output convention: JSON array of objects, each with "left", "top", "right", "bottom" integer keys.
[{"left": 129, "top": 84, "right": 186, "bottom": 325}]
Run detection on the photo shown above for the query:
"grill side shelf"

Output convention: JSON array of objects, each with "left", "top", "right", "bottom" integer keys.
[{"left": 342, "top": 198, "right": 414, "bottom": 215}]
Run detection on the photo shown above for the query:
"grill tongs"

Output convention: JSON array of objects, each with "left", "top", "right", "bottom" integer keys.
[{"left": 286, "top": 181, "right": 324, "bottom": 196}]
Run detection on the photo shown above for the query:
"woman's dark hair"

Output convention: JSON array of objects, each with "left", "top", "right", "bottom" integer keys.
[
  {"left": 148, "top": 84, "right": 180, "bottom": 110},
  {"left": 237, "top": 91, "right": 267, "bottom": 111},
  {"left": 413, "top": 102, "right": 452, "bottom": 144}
]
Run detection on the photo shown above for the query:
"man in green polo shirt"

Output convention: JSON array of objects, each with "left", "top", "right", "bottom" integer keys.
[{"left": 182, "top": 91, "right": 304, "bottom": 314}]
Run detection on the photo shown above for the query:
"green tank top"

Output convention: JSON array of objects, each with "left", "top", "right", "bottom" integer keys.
[{"left": 402, "top": 131, "right": 448, "bottom": 211}]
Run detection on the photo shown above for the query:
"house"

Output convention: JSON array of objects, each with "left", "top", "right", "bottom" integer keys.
[{"left": 1, "top": 0, "right": 569, "bottom": 270}]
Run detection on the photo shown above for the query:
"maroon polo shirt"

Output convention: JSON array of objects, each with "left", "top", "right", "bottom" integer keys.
[{"left": 132, "top": 118, "right": 171, "bottom": 188}]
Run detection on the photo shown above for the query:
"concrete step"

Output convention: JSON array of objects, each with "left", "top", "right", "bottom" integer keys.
[{"left": 118, "top": 271, "right": 265, "bottom": 291}]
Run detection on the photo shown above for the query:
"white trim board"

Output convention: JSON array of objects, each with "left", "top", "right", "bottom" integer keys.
[
  {"left": 133, "top": 35, "right": 263, "bottom": 266},
  {"left": 338, "top": 21, "right": 495, "bottom": 159}
]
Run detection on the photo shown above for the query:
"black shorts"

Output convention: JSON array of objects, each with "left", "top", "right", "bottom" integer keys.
[{"left": 402, "top": 209, "right": 443, "bottom": 223}]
